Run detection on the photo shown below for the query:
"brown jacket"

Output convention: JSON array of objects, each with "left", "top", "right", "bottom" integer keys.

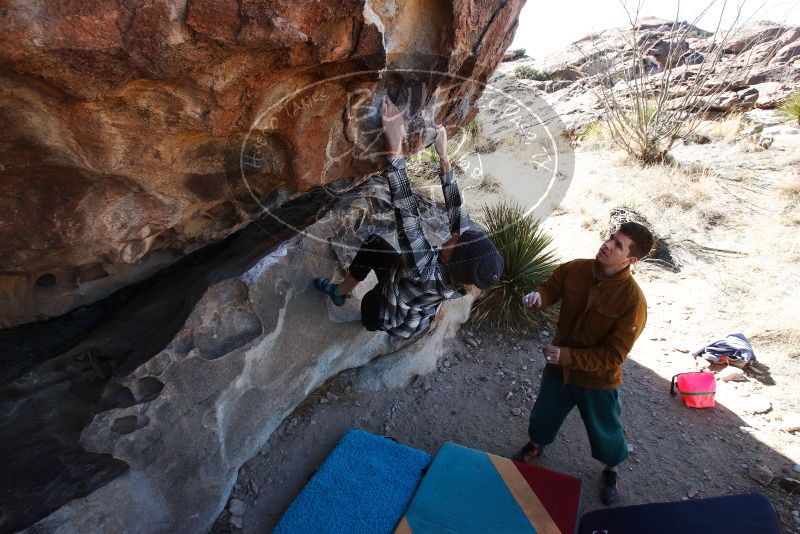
[{"left": 537, "top": 259, "right": 647, "bottom": 389}]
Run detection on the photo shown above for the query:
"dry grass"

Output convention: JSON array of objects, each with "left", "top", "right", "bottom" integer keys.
[
  {"left": 408, "top": 120, "right": 500, "bottom": 194},
  {"left": 579, "top": 205, "right": 601, "bottom": 230},
  {"left": 779, "top": 174, "right": 800, "bottom": 200},
  {"left": 706, "top": 113, "right": 748, "bottom": 143},
  {"left": 780, "top": 210, "right": 800, "bottom": 227},
  {"left": 780, "top": 213, "right": 800, "bottom": 227},
  {"left": 560, "top": 150, "right": 732, "bottom": 269},
  {"left": 580, "top": 121, "right": 610, "bottom": 144},
  {"left": 779, "top": 172, "right": 800, "bottom": 226},
  {"left": 653, "top": 191, "right": 694, "bottom": 211},
  {"left": 476, "top": 172, "right": 501, "bottom": 193},
  {"left": 713, "top": 210, "right": 800, "bottom": 356},
  {"left": 498, "top": 133, "right": 519, "bottom": 148},
  {"left": 574, "top": 148, "right": 799, "bottom": 359},
  {"left": 577, "top": 122, "right": 617, "bottom": 153},
  {"left": 752, "top": 329, "right": 800, "bottom": 360},
  {"left": 618, "top": 161, "right": 726, "bottom": 231}
]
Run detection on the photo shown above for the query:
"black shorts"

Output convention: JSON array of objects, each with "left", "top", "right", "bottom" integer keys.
[{"left": 348, "top": 234, "right": 400, "bottom": 331}]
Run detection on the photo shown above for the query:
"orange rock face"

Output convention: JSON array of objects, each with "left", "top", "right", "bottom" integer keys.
[{"left": 0, "top": 0, "right": 524, "bottom": 327}]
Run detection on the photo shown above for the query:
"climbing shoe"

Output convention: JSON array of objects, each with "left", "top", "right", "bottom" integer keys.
[
  {"left": 313, "top": 277, "right": 346, "bottom": 306},
  {"left": 600, "top": 468, "right": 619, "bottom": 506},
  {"left": 511, "top": 441, "right": 544, "bottom": 464}
]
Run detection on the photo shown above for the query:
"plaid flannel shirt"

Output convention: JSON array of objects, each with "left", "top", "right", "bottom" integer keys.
[{"left": 378, "top": 156, "right": 471, "bottom": 339}]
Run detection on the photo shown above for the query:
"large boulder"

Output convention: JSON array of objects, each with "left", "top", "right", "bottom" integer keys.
[
  {"left": 0, "top": 0, "right": 523, "bottom": 327},
  {"left": 6, "top": 178, "right": 474, "bottom": 533},
  {"left": 702, "top": 86, "right": 760, "bottom": 112}
]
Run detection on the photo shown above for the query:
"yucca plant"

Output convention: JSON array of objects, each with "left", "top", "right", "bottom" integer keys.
[
  {"left": 779, "top": 92, "right": 800, "bottom": 125},
  {"left": 470, "top": 201, "right": 559, "bottom": 333}
]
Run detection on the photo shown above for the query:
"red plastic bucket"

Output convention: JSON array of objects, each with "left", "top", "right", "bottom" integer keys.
[{"left": 670, "top": 372, "right": 716, "bottom": 408}]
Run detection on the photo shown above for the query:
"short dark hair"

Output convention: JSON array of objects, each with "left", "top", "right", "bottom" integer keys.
[{"left": 618, "top": 221, "right": 654, "bottom": 259}]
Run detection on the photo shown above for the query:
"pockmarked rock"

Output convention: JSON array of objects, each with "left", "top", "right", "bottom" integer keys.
[
  {"left": 24, "top": 178, "right": 476, "bottom": 534},
  {"left": 189, "top": 280, "right": 264, "bottom": 360}
]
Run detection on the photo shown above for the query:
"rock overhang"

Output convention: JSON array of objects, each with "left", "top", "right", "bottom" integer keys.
[{"left": 0, "top": 0, "right": 525, "bottom": 327}]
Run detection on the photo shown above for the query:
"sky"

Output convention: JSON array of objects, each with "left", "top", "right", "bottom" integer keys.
[{"left": 511, "top": 0, "right": 800, "bottom": 58}]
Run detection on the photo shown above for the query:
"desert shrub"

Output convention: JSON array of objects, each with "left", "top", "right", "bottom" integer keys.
[
  {"left": 583, "top": 4, "right": 767, "bottom": 165},
  {"left": 408, "top": 145, "right": 439, "bottom": 165},
  {"left": 780, "top": 173, "right": 800, "bottom": 226},
  {"left": 779, "top": 92, "right": 800, "bottom": 125},
  {"left": 462, "top": 120, "right": 482, "bottom": 136},
  {"left": 581, "top": 121, "right": 609, "bottom": 142},
  {"left": 708, "top": 113, "right": 747, "bottom": 143},
  {"left": 780, "top": 175, "right": 800, "bottom": 200},
  {"left": 406, "top": 145, "right": 441, "bottom": 189},
  {"left": 470, "top": 202, "right": 558, "bottom": 332},
  {"left": 408, "top": 120, "right": 498, "bottom": 188},
  {"left": 606, "top": 98, "right": 677, "bottom": 163},
  {"left": 476, "top": 172, "right": 501, "bottom": 193},
  {"left": 460, "top": 120, "right": 500, "bottom": 153},
  {"left": 409, "top": 120, "right": 490, "bottom": 163},
  {"left": 513, "top": 65, "right": 551, "bottom": 81}
]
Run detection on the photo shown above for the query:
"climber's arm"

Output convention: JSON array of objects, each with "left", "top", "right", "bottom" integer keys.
[
  {"left": 433, "top": 125, "right": 469, "bottom": 236},
  {"left": 382, "top": 97, "right": 436, "bottom": 278}
]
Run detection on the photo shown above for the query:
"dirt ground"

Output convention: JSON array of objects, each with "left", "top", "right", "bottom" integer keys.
[{"left": 212, "top": 114, "right": 800, "bottom": 533}]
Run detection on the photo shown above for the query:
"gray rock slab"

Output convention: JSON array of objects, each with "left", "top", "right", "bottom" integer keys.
[{"left": 29, "top": 179, "right": 478, "bottom": 534}]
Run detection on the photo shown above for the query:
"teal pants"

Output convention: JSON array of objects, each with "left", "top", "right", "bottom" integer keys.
[{"left": 528, "top": 366, "right": 629, "bottom": 467}]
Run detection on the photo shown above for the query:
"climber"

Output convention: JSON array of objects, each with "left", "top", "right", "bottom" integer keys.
[{"left": 313, "top": 96, "right": 504, "bottom": 339}]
